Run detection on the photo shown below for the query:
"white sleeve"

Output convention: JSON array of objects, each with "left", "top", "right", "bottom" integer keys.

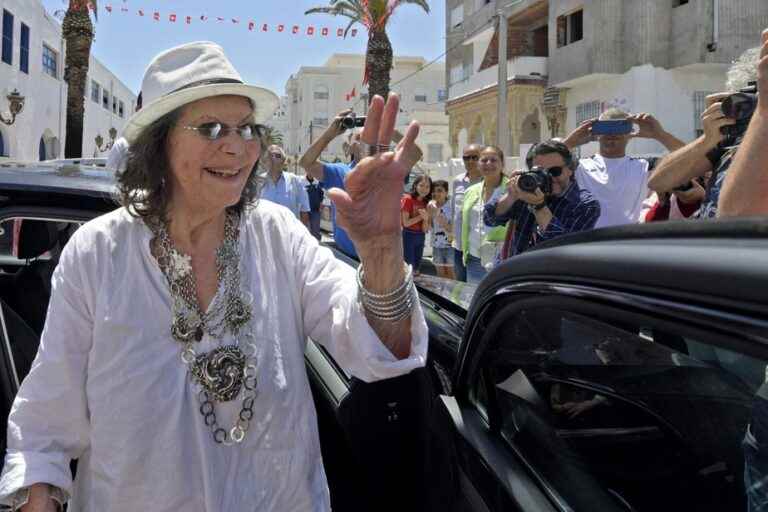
[
  {"left": 0, "top": 233, "right": 94, "bottom": 503},
  {"left": 288, "top": 214, "right": 428, "bottom": 382}
]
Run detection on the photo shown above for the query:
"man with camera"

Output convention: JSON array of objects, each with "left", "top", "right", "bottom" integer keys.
[
  {"left": 648, "top": 45, "right": 761, "bottom": 219},
  {"left": 563, "top": 109, "right": 684, "bottom": 228},
  {"left": 718, "top": 29, "right": 768, "bottom": 218},
  {"left": 483, "top": 140, "right": 600, "bottom": 259},
  {"left": 299, "top": 109, "right": 366, "bottom": 258}
]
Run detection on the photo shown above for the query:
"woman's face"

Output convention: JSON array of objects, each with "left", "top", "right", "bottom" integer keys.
[
  {"left": 166, "top": 95, "right": 260, "bottom": 215},
  {"left": 416, "top": 178, "right": 431, "bottom": 198},
  {"left": 479, "top": 150, "right": 503, "bottom": 178}
]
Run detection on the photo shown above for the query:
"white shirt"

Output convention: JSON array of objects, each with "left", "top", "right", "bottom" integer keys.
[
  {"left": 0, "top": 203, "right": 427, "bottom": 511},
  {"left": 105, "top": 137, "right": 130, "bottom": 172},
  {"left": 576, "top": 155, "right": 650, "bottom": 228},
  {"left": 260, "top": 172, "right": 310, "bottom": 220}
]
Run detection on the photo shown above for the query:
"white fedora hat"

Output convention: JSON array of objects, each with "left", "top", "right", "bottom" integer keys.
[{"left": 123, "top": 41, "right": 279, "bottom": 144}]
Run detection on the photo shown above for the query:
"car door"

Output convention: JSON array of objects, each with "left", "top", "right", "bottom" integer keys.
[{"left": 438, "top": 271, "right": 768, "bottom": 512}]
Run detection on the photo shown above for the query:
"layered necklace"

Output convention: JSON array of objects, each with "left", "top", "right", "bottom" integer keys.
[{"left": 151, "top": 211, "right": 258, "bottom": 445}]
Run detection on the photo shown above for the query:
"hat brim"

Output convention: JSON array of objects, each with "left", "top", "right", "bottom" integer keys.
[{"left": 122, "top": 83, "right": 279, "bottom": 144}]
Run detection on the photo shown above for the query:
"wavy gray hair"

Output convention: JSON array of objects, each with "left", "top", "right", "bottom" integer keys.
[{"left": 726, "top": 47, "right": 760, "bottom": 92}]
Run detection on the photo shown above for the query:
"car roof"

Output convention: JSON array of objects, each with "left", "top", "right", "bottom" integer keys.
[
  {"left": 476, "top": 218, "right": 768, "bottom": 314},
  {"left": 0, "top": 160, "right": 116, "bottom": 198}
]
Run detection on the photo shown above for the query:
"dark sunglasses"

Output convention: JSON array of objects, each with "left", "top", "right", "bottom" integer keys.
[
  {"left": 546, "top": 166, "right": 564, "bottom": 177},
  {"left": 270, "top": 153, "right": 285, "bottom": 160},
  {"left": 182, "top": 122, "right": 264, "bottom": 141},
  {"left": 462, "top": 154, "right": 479, "bottom": 161}
]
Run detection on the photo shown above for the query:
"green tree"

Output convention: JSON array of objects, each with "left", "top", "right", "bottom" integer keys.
[
  {"left": 305, "top": 0, "right": 430, "bottom": 102},
  {"left": 62, "top": 0, "right": 97, "bottom": 158},
  {"left": 262, "top": 125, "right": 284, "bottom": 146}
]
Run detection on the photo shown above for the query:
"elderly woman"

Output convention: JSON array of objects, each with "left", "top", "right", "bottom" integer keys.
[{"left": 0, "top": 42, "right": 427, "bottom": 511}]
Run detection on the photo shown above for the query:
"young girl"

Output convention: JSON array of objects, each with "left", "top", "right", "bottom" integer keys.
[
  {"left": 401, "top": 175, "right": 432, "bottom": 274},
  {"left": 427, "top": 180, "right": 455, "bottom": 279}
]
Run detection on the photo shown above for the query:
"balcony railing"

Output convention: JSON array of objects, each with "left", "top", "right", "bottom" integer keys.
[{"left": 448, "top": 56, "right": 548, "bottom": 101}]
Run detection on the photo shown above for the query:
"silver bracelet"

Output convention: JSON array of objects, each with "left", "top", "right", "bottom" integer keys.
[
  {"left": 357, "top": 264, "right": 416, "bottom": 322},
  {"left": 358, "top": 141, "right": 394, "bottom": 157}
]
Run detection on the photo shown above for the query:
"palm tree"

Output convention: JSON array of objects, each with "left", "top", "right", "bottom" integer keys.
[
  {"left": 262, "top": 125, "right": 284, "bottom": 146},
  {"left": 305, "top": 0, "right": 430, "bottom": 102},
  {"left": 62, "top": 0, "right": 97, "bottom": 158}
]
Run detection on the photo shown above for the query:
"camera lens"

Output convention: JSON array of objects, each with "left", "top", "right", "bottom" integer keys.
[
  {"left": 721, "top": 93, "right": 758, "bottom": 121},
  {"left": 341, "top": 116, "right": 355, "bottom": 130},
  {"left": 518, "top": 173, "right": 539, "bottom": 193}
]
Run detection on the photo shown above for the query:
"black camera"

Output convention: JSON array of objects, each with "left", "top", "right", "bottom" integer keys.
[
  {"left": 341, "top": 113, "right": 366, "bottom": 130},
  {"left": 721, "top": 81, "right": 758, "bottom": 139},
  {"left": 518, "top": 166, "right": 553, "bottom": 195}
]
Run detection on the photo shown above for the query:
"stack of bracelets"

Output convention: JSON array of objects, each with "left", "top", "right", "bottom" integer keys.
[{"left": 356, "top": 263, "right": 417, "bottom": 322}]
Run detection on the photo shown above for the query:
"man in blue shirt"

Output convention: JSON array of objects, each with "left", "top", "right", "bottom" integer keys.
[
  {"left": 299, "top": 110, "right": 360, "bottom": 258},
  {"left": 484, "top": 140, "right": 600, "bottom": 260},
  {"left": 260, "top": 145, "right": 310, "bottom": 227}
]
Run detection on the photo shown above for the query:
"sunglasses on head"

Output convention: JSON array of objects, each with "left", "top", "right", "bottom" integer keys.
[
  {"left": 182, "top": 121, "right": 264, "bottom": 141},
  {"left": 462, "top": 154, "right": 479, "bottom": 161}
]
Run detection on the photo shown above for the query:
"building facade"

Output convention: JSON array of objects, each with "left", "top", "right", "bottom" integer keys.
[
  {"left": 445, "top": 0, "right": 768, "bottom": 160},
  {"left": 0, "top": 0, "right": 136, "bottom": 161},
  {"left": 284, "top": 53, "right": 449, "bottom": 174}
]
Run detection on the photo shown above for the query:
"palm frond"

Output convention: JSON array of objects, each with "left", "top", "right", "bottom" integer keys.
[
  {"left": 398, "top": 0, "right": 430, "bottom": 13},
  {"left": 342, "top": 17, "right": 359, "bottom": 37}
]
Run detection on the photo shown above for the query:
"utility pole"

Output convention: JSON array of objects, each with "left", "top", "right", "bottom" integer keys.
[
  {"left": 496, "top": 9, "right": 510, "bottom": 157},
  {"left": 308, "top": 120, "right": 314, "bottom": 145}
]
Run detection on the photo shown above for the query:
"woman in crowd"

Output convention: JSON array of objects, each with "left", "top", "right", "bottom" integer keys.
[
  {"left": 0, "top": 42, "right": 427, "bottom": 512},
  {"left": 401, "top": 174, "right": 432, "bottom": 274},
  {"left": 426, "top": 180, "right": 454, "bottom": 279},
  {"left": 461, "top": 146, "right": 509, "bottom": 285}
]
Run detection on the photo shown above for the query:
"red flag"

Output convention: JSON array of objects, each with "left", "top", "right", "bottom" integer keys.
[
  {"left": 350, "top": 87, "right": 356, "bottom": 97},
  {"left": 169, "top": 14, "right": 177, "bottom": 22},
  {"left": 321, "top": 27, "right": 329, "bottom": 36},
  {"left": 307, "top": 26, "right": 315, "bottom": 35},
  {"left": 232, "top": 18, "right": 239, "bottom": 24},
  {"left": 138, "top": 9, "right": 144, "bottom": 16},
  {"left": 153, "top": 12, "right": 160, "bottom": 21},
  {"left": 351, "top": 29, "right": 358, "bottom": 37},
  {"left": 345, "top": 94, "right": 350, "bottom": 101},
  {"left": 186, "top": 16, "right": 191, "bottom": 24},
  {"left": 105, "top": 5, "right": 112, "bottom": 13},
  {"left": 262, "top": 23, "right": 268, "bottom": 31},
  {"left": 248, "top": 21, "right": 255, "bottom": 31},
  {"left": 200, "top": 15, "right": 208, "bottom": 21},
  {"left": 337, "top": 28, "right": 344, "bottom": 37},
  {"left": 292, "top": 25, "right": 300, "bottom": 34},
  {"left": 277, "top": 24, "right": 285, "bottom": 32},
  {"left": 216, "top": 16, "right": 224, "bottom": 22}
]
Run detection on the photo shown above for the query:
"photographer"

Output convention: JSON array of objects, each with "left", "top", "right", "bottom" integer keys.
[
  {"left": 719, "top": 29, "right": 768, "bottom": 218},
  {"left": 563, "top": 109, "right": 684, "bottom": 228},
  {"left": 299, "top": 109, "right": 363, "bottom": 258},
  {"left": 484, "top": 140, "right": 600, "bottom": 259},
  {"left": 649, "top": 45, "right": 761, "bottom": 219},
  {"left": 642, "top": 177, "right": 706, "bottom": 222}
]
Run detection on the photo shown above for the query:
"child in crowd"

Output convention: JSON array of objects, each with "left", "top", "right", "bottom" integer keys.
[
  {"left": 427, "top": 180, "right": 455, "bottom": 279},
  {"left": 401, "top": 175, "right": 433, "bottom": 274}
]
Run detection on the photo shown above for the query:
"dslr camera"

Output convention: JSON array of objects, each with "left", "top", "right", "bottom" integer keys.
[
  {"left": 518, "top": 166, "right": 553, "bottom": 195},
  {"left": 341, "top": 113, "right": 366, "bottom": 130},
  {"left": 721, "top": 81, "right": 758, "bottom": 139}
]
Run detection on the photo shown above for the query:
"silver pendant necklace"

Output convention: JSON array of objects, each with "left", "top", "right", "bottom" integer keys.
[{"left": 151, "top": 211, "right": 258, "bottom": 445}]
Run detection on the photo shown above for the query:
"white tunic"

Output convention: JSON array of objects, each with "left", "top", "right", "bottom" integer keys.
[{"left": 0, "top": 202, "right": 428, "bottom": 511}]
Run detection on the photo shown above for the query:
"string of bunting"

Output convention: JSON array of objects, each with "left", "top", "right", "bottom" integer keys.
[{"left": 87, "top": 3, "right": 359, "bottom": 38}]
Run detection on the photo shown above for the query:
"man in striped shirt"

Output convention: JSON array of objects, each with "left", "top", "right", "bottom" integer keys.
[{"left": 484, "top": 140, "right": 600, "bottom": 260}]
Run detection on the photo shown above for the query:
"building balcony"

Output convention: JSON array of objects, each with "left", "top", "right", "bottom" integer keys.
[{"left": 448, "top": 56, "right": 547, "bottom": 103}]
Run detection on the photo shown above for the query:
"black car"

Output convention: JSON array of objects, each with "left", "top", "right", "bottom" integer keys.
[{"left": 1, "top": 161, "right": 768, "bottom": 512}]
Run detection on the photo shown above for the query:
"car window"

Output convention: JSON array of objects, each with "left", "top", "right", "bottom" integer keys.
[
  {"left": 0, "top": 220, "right": 15, "bottom": 257},
  {"left": 474, "top": 306, "right": 762, "bottom": 512}
]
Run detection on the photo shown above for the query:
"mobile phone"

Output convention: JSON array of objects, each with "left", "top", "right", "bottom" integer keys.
[{"left": 591, "top": 119, "right": 634, "bottom": 136}]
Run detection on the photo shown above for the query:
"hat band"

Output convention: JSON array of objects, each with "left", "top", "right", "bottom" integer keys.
[{"left": 170, "top": 77, "right": 244, "bottom": 95}]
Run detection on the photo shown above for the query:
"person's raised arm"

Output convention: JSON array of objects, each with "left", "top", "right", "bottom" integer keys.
[
  {"left": 298, "top": 109, "right": 350, "bottom": 181},
  {"left": 719, "top": 29, "right": 768, "bottom": 217},
  {"left": 648, "top": 94, "right": 735, "bottom": 193},
  {"left": 562, "top": 119, "right": 597, "bottom": 150},
  {"left": 629, "top": 113, "right": 686, "bottom": 152}
]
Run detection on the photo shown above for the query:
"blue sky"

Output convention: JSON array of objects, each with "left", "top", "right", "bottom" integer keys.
[{"left": 40, "top": 0, "right": 446, "bottom": 96}]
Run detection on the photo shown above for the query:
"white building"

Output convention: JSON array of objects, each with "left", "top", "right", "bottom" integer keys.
[
  {"left": 284, "top": 53, "right": 449, "bottom": 174},
  {"left": 0, "top": 0, "right": 136, "bottom": 161},
  {"left": 267, "top": 95, "right": 290, "bottom": 146}
]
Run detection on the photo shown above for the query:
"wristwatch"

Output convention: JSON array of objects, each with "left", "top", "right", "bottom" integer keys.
[{"left": 527, "top": 202, "right": 547, "bottom": 213}]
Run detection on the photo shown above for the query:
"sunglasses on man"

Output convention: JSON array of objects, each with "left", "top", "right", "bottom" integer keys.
[
  {"left": 182, "top": 122, "right": 265, "bottom": 141},
  {"left": 462, "top": 154, "right": 479, "bottom": 161}
]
